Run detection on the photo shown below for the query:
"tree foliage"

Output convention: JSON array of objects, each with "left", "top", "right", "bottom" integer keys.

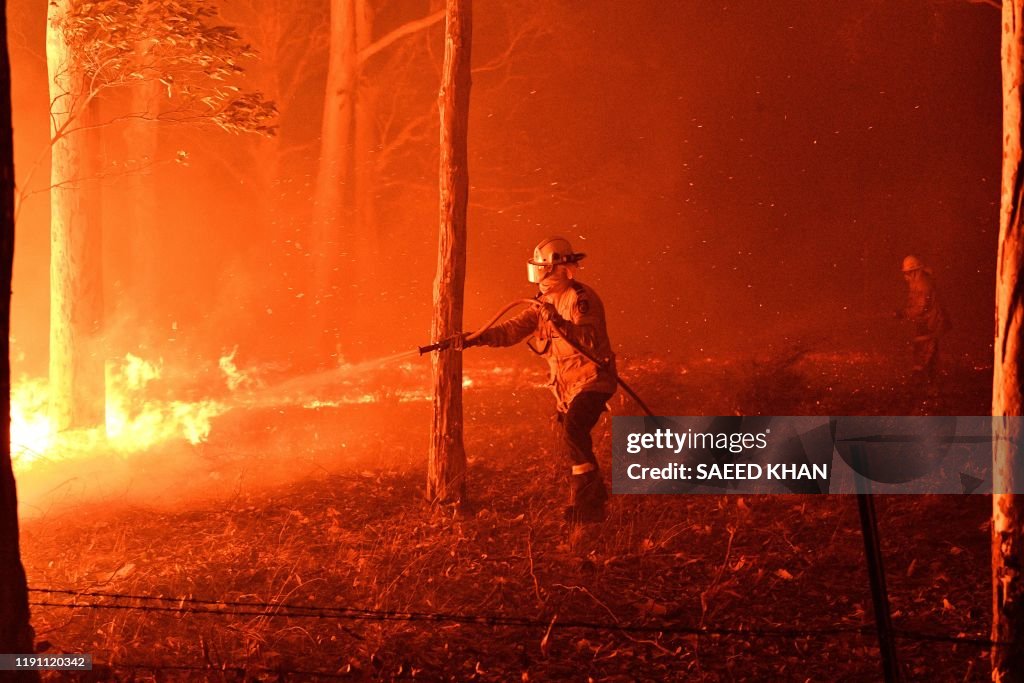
[{"left": 50, "top": 0, "right": 276, "bottom": 136}]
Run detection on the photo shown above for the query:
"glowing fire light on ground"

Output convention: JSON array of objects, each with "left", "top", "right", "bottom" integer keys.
[
  {"left": 11, "top": 377, "right": 51, "bottom": 466},
  {"left": 105, "top": 354, "right": 224, "bottom": 450},
  {"left": 11, "top": 354, "right": 225, "bottom": 473},
  {"left": 11, "top": 348, "right": 509, "bottom": 474}
]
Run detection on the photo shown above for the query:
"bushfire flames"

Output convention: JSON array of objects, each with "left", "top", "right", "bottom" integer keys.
[
  {"left": 10, "top": 350, "right": 480, "bottom": 473},
  {"left": 11, "top": 354, "right": 225, "bottom": 472}
]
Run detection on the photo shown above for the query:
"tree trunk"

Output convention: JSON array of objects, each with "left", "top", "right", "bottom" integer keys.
[
  {"left": 311, "top": 0, "right": 358, "bottom": 362},
  {"left": 354, "top": 0, "right": 378, "bottom": 270},
  {"left": 994, "top": 1, "right": 1024, "bottom": 679},
  {"left": 313, "top": 0, "right": 357, "bottom": 304},
  {"left": 124, "top": 74, "right": 161, "bottom": 340},
  {"left": 0, "top": 0, "right": 38, "bottom": 672},
  {"left": 427, "top": 0, "right": 471, "bottom": 506},
  {"left": 252, "top": 7, "right": 283, "bottom": 222},
  {"left": 313, "top": 2, "right": 443, "bottom": 361},
  {"left": 47, "top": 0, "right": 105, "bottom": 430},
  {"left": 124, "top": 1, "right": 161, "bottom": 319},
  {"left": 348, "top": 0, "right": 381, "bottom": 355},
  {"left": 314, "top": 0, "right": 386, "bottom": 361}
]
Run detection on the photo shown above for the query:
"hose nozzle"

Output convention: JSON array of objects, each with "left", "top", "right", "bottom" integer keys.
[{"left": 418, "top": 334, "right": 461, "bottom": 355}]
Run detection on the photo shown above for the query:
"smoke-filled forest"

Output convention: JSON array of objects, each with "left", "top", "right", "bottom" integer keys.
[{"left": 0, "top": 0, "right": 1018, "bottom": 680}]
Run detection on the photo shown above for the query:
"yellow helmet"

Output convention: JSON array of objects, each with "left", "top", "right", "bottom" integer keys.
[
  {"left": 901, "top": 255, "right": 924, "bottom": 273},
  {"left": 527, "top": 236, "right": 586, "bottom": 283}
]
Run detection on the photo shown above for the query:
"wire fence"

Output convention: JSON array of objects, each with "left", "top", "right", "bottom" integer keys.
[{"left": 28, "top": 586, "right": 1004, "bottom": 647}]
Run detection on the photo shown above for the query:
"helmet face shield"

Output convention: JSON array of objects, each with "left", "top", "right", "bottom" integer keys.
[{"left": 527, "top": 261, "right": 551, "bottom": 284}]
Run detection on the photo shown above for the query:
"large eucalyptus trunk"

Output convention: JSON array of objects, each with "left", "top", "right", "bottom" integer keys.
[
  {"left": 124, "top": 75, "right": 161, "bottom": 334},
  {"left": 993, "top": 1, "right": 1024, "bottom": 679},
  {"left": 353, "top": 0, "right": 378, "bottom": 271},
  {"left": 314, "top": 0, "right": 387, "bottom": 360},
  {"left": 348, "top": 0, "right": 382, "bottom": 355},
  {"left": 47, "top": 0, "right": 105, "bottom": 430},
  {"left": 427, "top": 0, "right": 471, "bottom": 506},
  {"left": 313, "top": 0, "right": 358, "bottom": 300},
  {"left": 0, "top": 0, "right": 38, "bottom": 670}
]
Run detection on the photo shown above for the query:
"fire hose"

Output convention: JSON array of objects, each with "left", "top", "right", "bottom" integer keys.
[{"left": 418, "top": 299, "right": 659, "bottom": 418}]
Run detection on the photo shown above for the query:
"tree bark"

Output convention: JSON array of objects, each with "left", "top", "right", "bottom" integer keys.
[
  {"left": 123, "top": 73, "right": 161, "bottom": 338},
  {"left": 427, "top": 0, "right": 471, "bottom": 506},
  {"left": 354, "top": 0, "right": 378, "bottom": 268},
  {"left": 313, "top": 0, "right": 358, "bottom": 298},
  {"left": 47, "top": 0, "right": 105, "bottom": 430},
  {"left": 0, "top": 0, "right": 38, "bottom": 672},
  {"left": 313, "top": 4, "right": 445, "bottom": 361},
  {"left": 994, "top": 1, "right": 1024, "bottom": 679},
  {"left": 311, "top": 0, "right": 358, "bottom": 361},
  {"left": 347, "top": 0, "right": 379, "bottom": 356}
]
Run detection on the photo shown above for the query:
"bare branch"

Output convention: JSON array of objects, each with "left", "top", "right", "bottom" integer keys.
[
  {"left": 20, "top": 156, "right": 173, "bottom": 203},
  {"left": 472, "top": 17, "right": 543, "bottom": 75},
  {"left": 278, "top": 40, "right": 322, "bottom": 105},
  {"left": 377, "top": 110, "right": 434, "bottom": 164},
  {"left": 358, "top": 10, "right": 445, "bottom": 65}
]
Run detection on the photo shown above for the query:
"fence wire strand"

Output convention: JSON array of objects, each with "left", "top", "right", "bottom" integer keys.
[{"left": 27, "top": 585, "right": 1007, "bottom": 647}]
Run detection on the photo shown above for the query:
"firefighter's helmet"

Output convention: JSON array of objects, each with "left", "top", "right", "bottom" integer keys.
[
  {"left": 902, "top": 255, "right": 924, "bottom": 273},
  {"left": 527, "top": 236, "right": 586, "bottom": 283}
]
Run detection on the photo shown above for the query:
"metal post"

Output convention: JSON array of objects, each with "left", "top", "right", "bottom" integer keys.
[{"left": 852, "top": 444, "right": 900, "bottom": 683}]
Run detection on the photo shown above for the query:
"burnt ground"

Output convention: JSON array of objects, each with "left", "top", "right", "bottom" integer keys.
[{"left": 17, "top": 344, "right": 996, "bottom": 682}]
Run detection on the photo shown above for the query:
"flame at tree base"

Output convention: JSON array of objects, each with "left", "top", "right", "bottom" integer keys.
[
  {"left": 11, "top": 349, "right": 486, "bottom": 475},
  {"left": 12, "top": 354, "right": 225, "bottom": 473},
  {"left": 11, "top": 378, "right": 52, "bottom": 466}
]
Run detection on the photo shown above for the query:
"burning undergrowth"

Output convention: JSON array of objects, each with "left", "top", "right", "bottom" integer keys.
[
  {"left": 13, "top": 340, "right": 990, "bottom": 519},
  {"left": 10, "top": 350, "right": 402, "bottom": 472},
  {"left": 12, "top": 348, "right": 552, "bottom": 516},
  {"left": 12, "top": 354, "right": 224, "bottom": 472},
  {"left": 11, "top": 348, "right": 998, "bottom": 680}
]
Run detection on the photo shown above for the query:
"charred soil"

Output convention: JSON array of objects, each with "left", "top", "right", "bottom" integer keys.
[{"left": 19, "top": 351, "right": 994, "bottom": 681}]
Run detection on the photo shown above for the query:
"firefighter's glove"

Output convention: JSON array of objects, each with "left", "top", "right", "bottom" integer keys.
[
  {"left": 457, "top": 332, "right": 481, "bottom": 350},
  {"left": 538, "top": 303, "right": 564, "bottom": 326}
]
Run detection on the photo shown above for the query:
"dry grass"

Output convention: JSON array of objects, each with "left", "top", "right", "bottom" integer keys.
[{"left": 20, "top": 349, "right": 994, "bottom": 681}]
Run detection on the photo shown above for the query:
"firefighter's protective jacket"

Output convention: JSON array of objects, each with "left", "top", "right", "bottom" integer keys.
[
  {"left": 904, "top": 269, "right": 950, "bottom": 338},
  {"left": 476, "top": 280, "right": 617, "bottom": 412}
]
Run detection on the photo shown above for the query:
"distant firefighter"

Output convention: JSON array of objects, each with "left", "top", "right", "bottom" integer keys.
[
  {"left": 897, "top": 255, "right": 950, "bottom": 381},
  {"left": 465, "top": 237, "right": 617, "bottom": 523}
]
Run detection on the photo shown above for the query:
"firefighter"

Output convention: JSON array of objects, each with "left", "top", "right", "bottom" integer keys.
[
  {"left": 898, "top": 255, "right": 950, "bottom": 382},
  {"left": 466, "top": 237, "right": 617, "bottom": 523}
]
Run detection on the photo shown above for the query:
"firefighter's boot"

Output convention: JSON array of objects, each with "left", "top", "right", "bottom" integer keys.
[{"left": 564, "top": 466, "right": 608, "bottom": 523}]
